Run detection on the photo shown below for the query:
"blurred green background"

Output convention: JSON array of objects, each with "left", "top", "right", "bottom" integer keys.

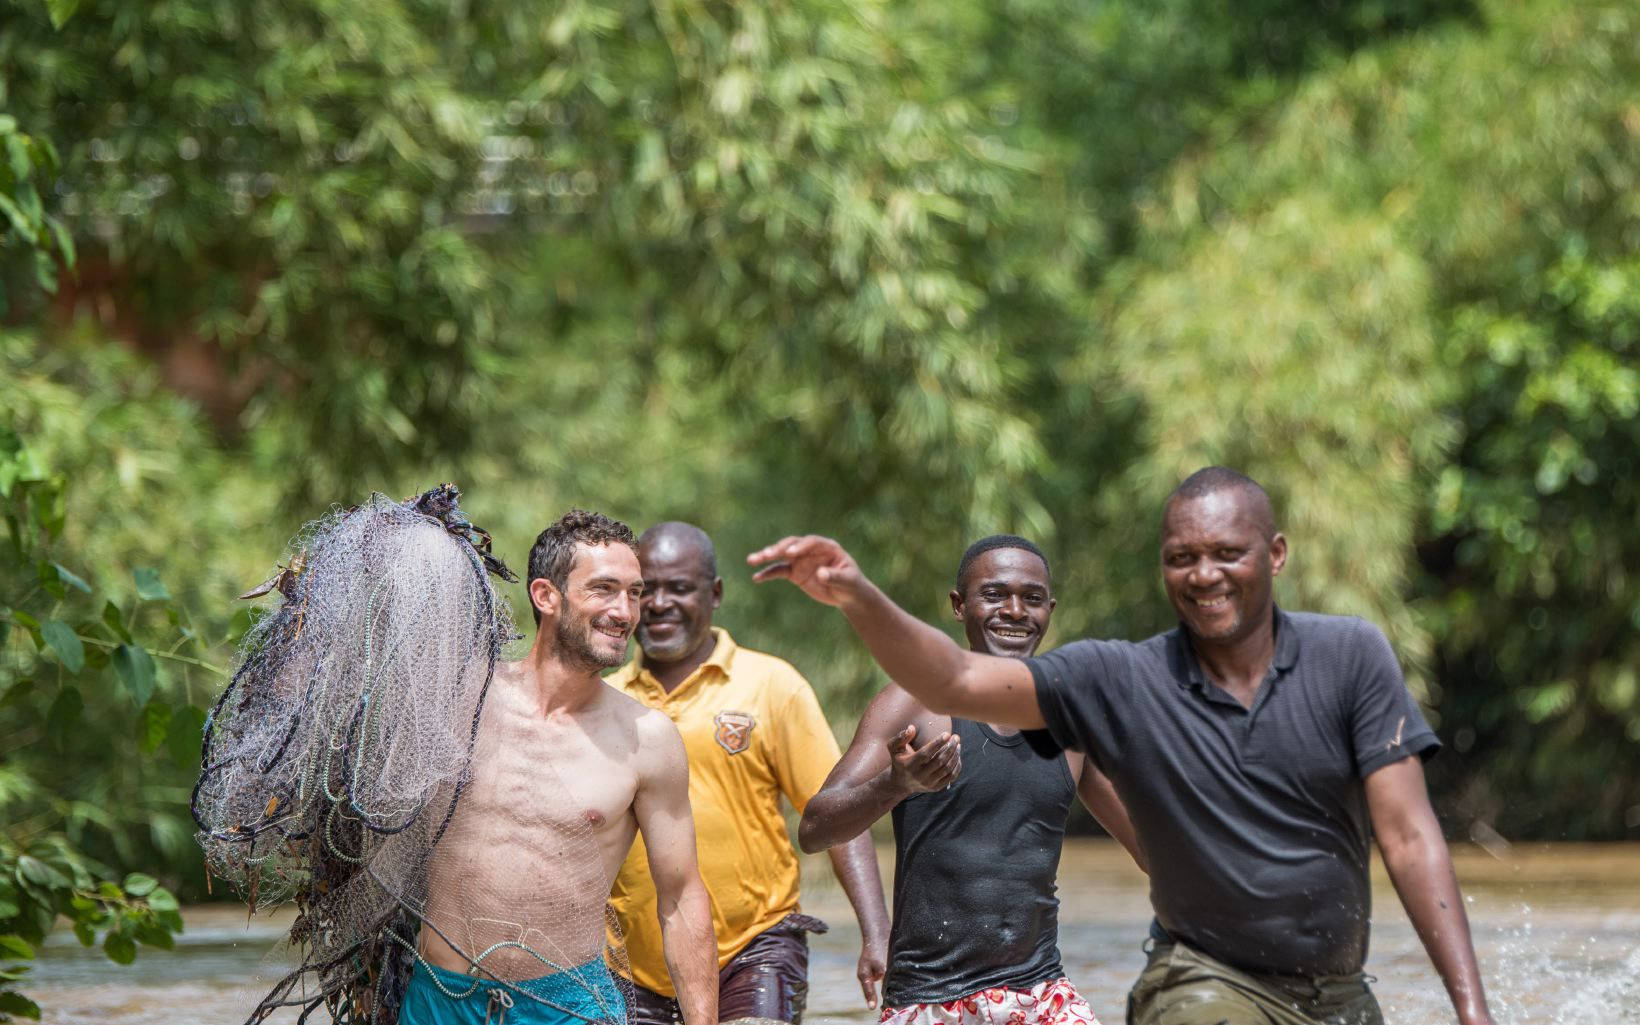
[{"left": 2, "top": 0, "right": 1637, "bottom": 969}]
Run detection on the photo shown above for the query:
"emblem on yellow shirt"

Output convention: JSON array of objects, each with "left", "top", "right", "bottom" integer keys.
[{"left": 713, "top": 710, "right": 757, "bottom": 755}]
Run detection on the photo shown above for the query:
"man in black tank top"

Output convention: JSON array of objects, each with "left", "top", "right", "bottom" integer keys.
[{"left": 798, "top": 536, "right": 1147, "bottom": 1025}]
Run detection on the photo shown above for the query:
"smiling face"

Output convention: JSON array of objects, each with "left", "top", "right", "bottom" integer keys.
[
  {"left": 552, "top": 541, "right": 644, "bottom": 671},
  {"left": 1160, "top": 489, "right": 1286, "bottom": 647},
  {"left": 635, "top": 533, "right": 721, "bottom": 666},
  {"left": 951, "top": 547, "right": 1056, "bottom": 658}
]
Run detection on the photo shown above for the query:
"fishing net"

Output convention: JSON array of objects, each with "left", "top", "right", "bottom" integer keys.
[{"left": 193, "top": 486, "right": 632, "bottom": 1025}]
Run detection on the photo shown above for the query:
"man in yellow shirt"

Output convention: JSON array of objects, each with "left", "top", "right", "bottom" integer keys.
[{"left": 608, "top": 521, "right": 889, "bottom": 1025}]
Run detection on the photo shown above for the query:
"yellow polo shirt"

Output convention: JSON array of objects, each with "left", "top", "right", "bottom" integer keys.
[{"left": 606, "top": 628, "right": 841, "bottom": 995}]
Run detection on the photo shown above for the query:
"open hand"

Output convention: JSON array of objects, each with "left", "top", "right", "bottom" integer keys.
[
  {"left": 887, "top": 724, "right": 961, "bottom": 795},
  {"left": 747, "top": 535, "right": 865, "bottom": 607}
]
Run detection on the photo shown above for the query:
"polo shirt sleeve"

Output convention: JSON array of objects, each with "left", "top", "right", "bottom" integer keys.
[
  {"left": 1024, "top": 639, "right": 1119, "bottom": 758},
  {"left": 768, "top": 669, "right": 844, "bottom": 814},
  {"left": 1349, "top": 619, "right": 1441, "bottom": 778}
]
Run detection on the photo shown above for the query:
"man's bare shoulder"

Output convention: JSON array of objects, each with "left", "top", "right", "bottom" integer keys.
[
  {"left": 867, "top": 681, "right": 949, "bottom": 742},
  {"left": 594, "top": 685, "right": 683, "bottom": 764},
  {"left": 593, "top": 680, "right": 664, "bottom": 723}
]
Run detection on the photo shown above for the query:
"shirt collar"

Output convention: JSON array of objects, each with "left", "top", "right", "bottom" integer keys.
[
  {"left": 613, "top": 627, "right": 737, "bottom": 697},
  {"left": 1171, "top": 605, "right": 1298, "bottom": 689}
]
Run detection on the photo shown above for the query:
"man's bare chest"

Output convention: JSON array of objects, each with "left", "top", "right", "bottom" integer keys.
[{"left": 463, "top": 713, "right": 640, "bottom": 837}]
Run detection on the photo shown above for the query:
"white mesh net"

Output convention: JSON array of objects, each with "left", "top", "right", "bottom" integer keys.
[{"left": 193, "top": 487, "right": 631, "bottom": 1025}]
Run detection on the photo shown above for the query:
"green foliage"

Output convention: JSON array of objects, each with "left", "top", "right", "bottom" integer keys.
[
  {"left": 0, "top": 432, "right": 191, "bottom": 1018},
  {"left": 0, "top": 840, "right": 182, "bottom": 1022},
  {"left": 1, "top": 0, "right": 505, "bottom": 505},
  {"left": 1421, "top": 248, "right": 1640, "bottom": 837},
  {"left": 0, "top": 115, "right": 75, "bottom": 314},
  {"left": 0, "top": 0, "right": 1635, "bottom": 909}
]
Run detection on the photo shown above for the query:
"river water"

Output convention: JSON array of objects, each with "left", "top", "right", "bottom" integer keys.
[{"left": 24, "top": 841, "right": 1640, "bottom": 1024}]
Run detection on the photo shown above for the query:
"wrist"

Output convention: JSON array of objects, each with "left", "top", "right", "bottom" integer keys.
[
  {"left": 876, "top": 767, "right": 913, "bottom": 801},
  {"left": 835, "top": 574, "right": 879, "bottom": 616}
]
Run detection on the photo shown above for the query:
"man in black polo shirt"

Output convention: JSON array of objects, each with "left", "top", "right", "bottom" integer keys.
[{"left": 748, "top": 468, "right": 1494, "bottom": 1025}]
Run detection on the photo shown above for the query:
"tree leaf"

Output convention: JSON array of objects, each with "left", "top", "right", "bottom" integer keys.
[
  {"left": 145, "top": 888, "right": 179, "bottom": 914},
  {"left": 134, "top": 922, "right": 174, "bottom": 950},
  {"left": 35, "top": 561, "right": 63, "bottom": 600},
  {"left": 111, "top": 645, "right": 156, "bottom": 706},
  {"left": 0, "top": 934, "right": 33, "bottom": 959},
  {"left": 15, "top": 858, "right": 67, "bottom": 890},
  {"left": 101, "top": 601, "right": 131, "bottom": 644},
  {"left": 0, "top": 989, "right": 42, "bottom": 1019},
  {"left": 131, "top": 568, "right": 170, "bottom": 601},
  {"left": 102, "top": 929, "right": 136, "bottom": 965},
  {"left": 52, "top": 563, "right": 91, "bottom": 594},
  {"left": 121, "top": 873, "right": 157, "bottom": 897},
  {"left": 39, "top": 620, "right": 83, "bottom": 674}
]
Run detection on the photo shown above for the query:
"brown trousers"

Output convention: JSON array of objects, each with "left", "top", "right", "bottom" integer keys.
[
  {"left": 626, "top": 914, "right": 822, "bottom": 1025},
  {"left": 1127, "top": 938, "right": 1384, "bottom": 1025}
]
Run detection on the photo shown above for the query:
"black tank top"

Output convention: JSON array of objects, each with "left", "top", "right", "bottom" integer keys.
[{"left": 883, "top": 717, "right": 1075, "bottom": 1006}]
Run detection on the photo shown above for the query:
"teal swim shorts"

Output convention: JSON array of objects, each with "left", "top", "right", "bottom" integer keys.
[{"left": 400, "top": 957, "right": 628, "bottom": 1025}]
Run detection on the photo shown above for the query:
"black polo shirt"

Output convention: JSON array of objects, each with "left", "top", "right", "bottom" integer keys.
[{"left": 1025, "top": 608, "right": 1438, "bottom": 977}]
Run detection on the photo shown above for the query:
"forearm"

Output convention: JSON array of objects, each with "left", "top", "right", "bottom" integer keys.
[
  {"left": 1078, "top": 771, "right": 1148, "bottom": 874},
  {"left": 1096, "top": 808, "right": 1148, "bottom": 875},
  {"left": 659, "top": 883, "right": 719, "bottom": 1025},
  {"left": 1381, "top": 838, "right": 1491, "bottom": 1025},
  {"left": 828, "top": 832, "right": 890, "bottom": 946},
  {"left": 800, "top": 771, "right": 908, "bottom": 853},
  {"left": 835, "top": 580, "right": 974, "bottom": 711}
]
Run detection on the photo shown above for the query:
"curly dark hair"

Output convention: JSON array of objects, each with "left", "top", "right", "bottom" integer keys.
[{"left": 526, "top": 509, "right": 637, "bottom": 623}]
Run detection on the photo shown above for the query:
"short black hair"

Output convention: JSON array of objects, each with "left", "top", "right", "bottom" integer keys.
[
  {"left": 956, "top": 534, "right": 1050, "bottom": 593},
  {"left": 527, "top": 509, "right": 637, "bottom": 624},
  {"left": 638, "top": 521, "right": 717, "bottom": 578},
  {"left": 1164, "top": 466, "right": 1276, "bottom": 539}
]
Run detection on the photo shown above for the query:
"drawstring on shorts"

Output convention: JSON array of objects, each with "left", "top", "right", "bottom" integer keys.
[{"left": 485, "top": 986, "right": 515, "bottom": 1025}]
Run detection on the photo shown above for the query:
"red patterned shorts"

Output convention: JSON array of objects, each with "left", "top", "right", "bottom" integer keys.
[{"left": 879, "top": 977, "right": 1100, "bottom": 1025}]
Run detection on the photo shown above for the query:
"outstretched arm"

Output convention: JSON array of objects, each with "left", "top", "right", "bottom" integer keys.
[
  {"left": 634, "top": 718, "right": 718, "bottom": 1025},
  {"left": 799, "top": 684, "right": 959, "bottom": 854},
  {"left": 749, "top": 536, "right": 1042, "bottom": 727},
  {"left": 1366, "top": 756, "right": 1492, "bottom": 1025}
]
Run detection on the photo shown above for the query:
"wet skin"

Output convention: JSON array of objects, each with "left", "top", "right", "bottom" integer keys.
[{"left": 799, "top": 545, "right": 1147, "bottom": 872}]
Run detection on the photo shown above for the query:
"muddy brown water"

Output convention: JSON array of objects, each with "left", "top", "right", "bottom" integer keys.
[{"left": 24, "top": 842, "right": 1640, "bottom": 1024}]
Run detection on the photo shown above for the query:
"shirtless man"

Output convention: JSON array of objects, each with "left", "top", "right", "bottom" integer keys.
[
  {"left": 798, "top": 535, "right": 1143, "bottom": 1025},
  {"left": 409, "top": 510, "right": 717, "bottom": 1025}
]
